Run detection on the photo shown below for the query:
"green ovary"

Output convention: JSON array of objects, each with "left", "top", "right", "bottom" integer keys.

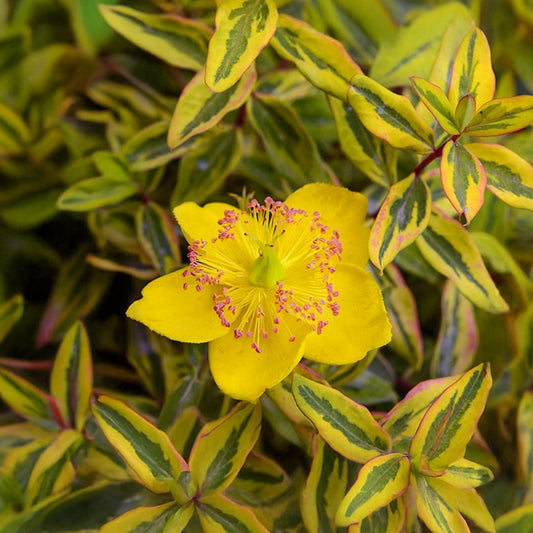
[{"left": 249, "top": 245, "right": 285, "bottom": 288}]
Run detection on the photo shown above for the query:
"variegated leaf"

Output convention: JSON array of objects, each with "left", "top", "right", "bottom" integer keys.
[
  {"left": 413, "top": 474, "right": 470, "bottom": 533},
  {"left": 247, "top": 93, "right": 327, "bottom": 184},
  {"left": 50, "top": 322, "right": 92, "bottom": 431},
  {"left": 410, "top": 77, "right": 459, "bottom": 134},
  {"left": 25, "top": 429, "right": 83, "bottom": 507},
  {"left": 301, "top": 437, "right": 348, "bottom": 533},
  {"left": 517, "top": 392, "right": 533, "bottom": 494},
  {"left": 467, "top": 143, "right": 533, "bottom": 210},
  {"left": 292, "top": 374, "right": 390, "bottom": 463},
  {"left": 377, "top": 265, "right": 423, "bottom": 370},
  {"left": 464, "top": 95, "right": 533, "bottom": 136},
  {"left": 0, "top": 368, "right": 55, "bottom": 424},
  {"left": 495, "top": 504, "right": 533, "bottom": 533},
  {"left": 416, "top": 210, "right": 509, "bottom": 313},
  {"left": 370, "top": 174, "right": 431, "bottom": 271},
  {"left": 440, "top": 141, "right": 486, "bottom": 224},
  {"left": 99, "top": 6, "right": 210, "bottom": 70},
  {"left": 427, "top": 477, "right": 495, "bottom": 532},
  {"left": 196, "top": 492, "right": 269, "bottom": 533},
  {"left": 167, "top": 66, "right": 256, "bottom": 149},
  {"left": 454, "top": 94, "right": 477, "bottom": 131},
  {"left": 336, "top": 453, "right": 410, "bottom": 527},
  {"left": 136, "top": 202, "right": 181, "bottom": 275},
  {"left": 99, "top": 501, "right": 182, "bottom": 533},
  {"left": 189, "top": 402, "right": 261, "bottom": 494},
  {"left": 432, "top": 281, "right": 478, "bottom": 378},
  {"left": 410, "top": 363, "right": 492, "bottom": 471},
  {"left": 0, "top": 294, "right": 23, "bottom": 344},
  {"left": 348, "top": 75, "right": 435, "bottom": 153},
  {"left": 358, "top": 497, "right": 406, "bottom": 533},
  {"left": 329, "top": 96, "right": 392, "bottom": 187},
  {"left": 92, "top": 396, "right": 191, "bottom": 500},
  {"left": 0, "top": 102, "right": 31, "bottom": 153},
  {"left": 162, "top": 503, "right": 195, "bottom": 533},
  {"left": 448, "top": 28, "right": 495, "bottom": 109},
  {"left": 440, "top": 458, "right": 494, "bottom": 489},
  {"left": 205, "top": 0, "right": 277, "bottom": 92},
  {"left": 271, "top": 14, "right": 361, "bottom": 101}
]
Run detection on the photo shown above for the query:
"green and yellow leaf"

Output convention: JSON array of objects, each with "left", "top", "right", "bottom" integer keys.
[
  {"left": 196, "top": 492, "right": 269, "bottom": 533},
  {"left": 92, "top": 396, "right": 190, "bottom": 499},
  {"left": 25, "top": 429, "right": 83, "bottom": 507},
  {"left": 410, "top": 363, "right": 492, "bottom": 471},
  {"left": 454, "top": 94, "right": 477, "bottom": 131},
  {"left": 416, "top": 210, "right": 509, "bottom": 313},
  {"left": 99, "top": 501, "right": 181, "bottom": 533},
  {"left": 247, "top": 93, "right": 327, "bottom": 184},
  {"left": 517, "top": 392, "right": 533, "bottom": 493},
  {"left": 329, "top": 96, "right": 392, "bottom": 187},
  {"left": 57, "top": 176, "right": 139, "bottom": 212},
  {"left": 167, "top": 66, "right": 256, "bottom": 149},
  {"left": 189, "top": 402, "right": 261, "bottom": 494},
  {"left": 162, "top": 503, "right": 195, "bottom": 533},
  {"left": 348, "top": 75, "right": 434, "bottom": 153},
  {"left": 0, "top": 368, "right": 54, "bottom": 424},
  {"left": 99, "top": 6, "right": 211, "bottom": 71},
  {"left": 336, "top": 453, "right": 410, "bottom": 527},
  {"left": 448, "top": 28, "right": 495, "bottom": 109},
  {"left": 464, "top": 95, "right": 533, "bottom": 137},
  {"left": 292, "top": 374, "right": 391, "bottom": 463},
  {"left": 136, "top": 202, "right": 181, "bottom": 276},
  {"left": 369, "top": 174, "right": 431, "bottom": 271},
  {"left": 439, "top": 458, "right": 494, "bottom": 489},
  {"left": 410, "top": 77, "right": 458, "bottom": 134},
  {"left": 271, "top": 15, "right": 361, "bottom": 101},
  {"left": 440, "top": 141, "right": 486, "bottom": 224},
  {"left": 467, "top": 143, "right": 533, "bottom": 210},
  {"left": 432, "top": 281, "right": 478, "bottom": 378},
  {"left": 0, "top": 102, "right": 31, "bottom": 153},
  {"left": 0, "top": 294, "right": 23, "bottom": 344},
  {"left": 205, "top": 0, "right": 277, "bottom": 92},
  {"left": 357, "top": 497, "right": 406, "bottom": 533},
  {"left": 301, "top": 437, "right": 348, "bottom": 533},
  {"left": 427, "top": 477, "right": 495, "bottom": 532},
  {"left": 495, "top": 504, "right": 533, "bottom": 533},
  {"left": 49, "top": 322, "right": 92, "bottom": 431},
  {"left": 412, "top": 474, "right": 470, "bottom": 533}
]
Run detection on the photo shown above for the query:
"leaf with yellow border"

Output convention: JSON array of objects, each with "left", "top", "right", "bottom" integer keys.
[
  {"left": 466, "top": 143, "right": 533, "bottom": 210},
  {"left": 99, "top": 5, "right": 211, "bottom": 71},
  {"left": 270, "top": 14, "right": 361, "bottom": 101},
  {"left": 348, "top": 75, "right": 435, "bottom": 153},
  {"left": 189, "top": 402, "right": 261, "bottom": 494},
  {"left": 416, "top": 210, "right": 509, "bottom": 313},
  {"left": 336, "top": 453, "right": 410, "bottom": 527},
  {"left": 205, "top": 0, "right": 277, "bottom": 92},
  {"left": 50, "top": 322, "right": 92, "bottom": 431},
  {"left": 464, "top": 95, "right": 533, "bottom": 137},
  {"left": 440, "top": 140, "right": 486, "bottom": 224},
  {"left": 409, "top": 363, "right": 492, "bottom": 472},
  {"left": 448, "top": 28, "right": 495, "bottom": 109},
  {"left": 495, "top": 504, "right": 533, "bottom": 533},
  {"left": 92, "top": 396, "right": 191, "bottom": 500},
  {"left": 0, "top": 294, "right": 23, "bottom": 344},
  {"left": 292, "top": 374, "right": 390, "bottom": 463},
  {"left": 370, "top": 174, "right": 431, "bottom": 271},
  {"left": 439, "top": 458, "right": 494, "bottom": 489}
]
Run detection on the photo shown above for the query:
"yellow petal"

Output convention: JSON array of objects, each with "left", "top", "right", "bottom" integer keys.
[
  {"left": 285, "top": 183, "right": 370, "bottom": 267},
  {"left": 208, "top": 316, "right": 311, "bottom": 401},
  {"left": 304, "top": 263, "right": 391, "bottom": 364},
  {"left": 173, "top": 202, "right": 236, "bottom": 244},
  {"left": 127, "top": 268, "right": 230, "bottom": 343}
]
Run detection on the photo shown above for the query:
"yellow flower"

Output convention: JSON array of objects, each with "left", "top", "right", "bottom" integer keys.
[{"left": 127, "top": 184, "right": 391, "bottom": 401}]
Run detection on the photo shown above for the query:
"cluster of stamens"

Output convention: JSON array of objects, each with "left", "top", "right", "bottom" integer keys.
[{"left": 182, "top": 197, "right": 342, "bottom": 353}]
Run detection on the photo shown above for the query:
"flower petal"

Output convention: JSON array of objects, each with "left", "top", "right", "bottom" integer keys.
[
  {"left": 304, "top": 263, "right": 391, "bottom": 364},
  {"left": 127, "top": 268, "right": 230, "bottom": 343},
  {"left": 285, "top": 183, "right": 370, "bottom": 267},
  {"left": 208, "top": 316, "right": 310, "bottom": 401},
  {"left": 173, "top": 202, "right": 236, "bottom": 244}
]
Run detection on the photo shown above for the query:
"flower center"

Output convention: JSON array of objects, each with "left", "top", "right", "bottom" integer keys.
[
  {"left": 182, "top": 197, "right": 342, "bottom": 353},
  {"left": 249, "top": 244, "right": 285, "bottom": 288}
]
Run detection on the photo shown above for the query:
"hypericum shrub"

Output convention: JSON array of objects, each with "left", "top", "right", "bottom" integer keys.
[{"left": 1, "top": 1, "right": 533, "bottom": 532}]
